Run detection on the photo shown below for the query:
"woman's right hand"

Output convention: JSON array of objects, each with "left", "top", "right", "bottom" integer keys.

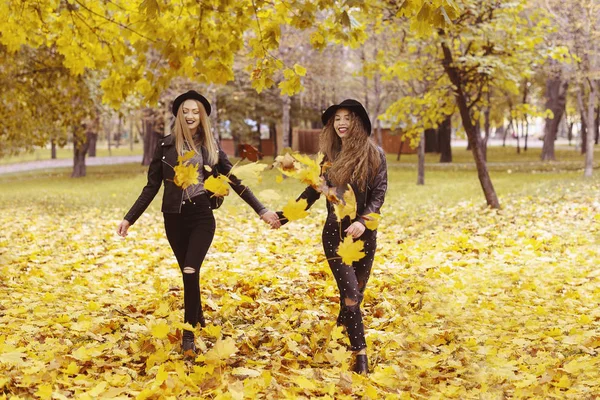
[{"left": 117, "top": 220, "right": 131, "bottom": 237}]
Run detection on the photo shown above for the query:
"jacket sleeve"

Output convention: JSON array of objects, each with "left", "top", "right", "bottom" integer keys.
[
  {"left": 124, "top": 141, "right": 163, "bottom": 225},
  {"left": 217, "top": 146, "right": 268, "bottom": 216},
  {"left": 356, "top": 150, "right": 387, "bottom": 226},
  {"left": 276, "top": 185, "right": 321, "bottom": 225}
]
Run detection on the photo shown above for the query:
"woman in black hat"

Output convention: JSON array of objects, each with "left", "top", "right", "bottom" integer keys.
[
  {"left": 117, "top": 90, "right": 280, "bottom": 354},
  {"left": 273, "top": 99, "right": 387, "bottom": 374}
]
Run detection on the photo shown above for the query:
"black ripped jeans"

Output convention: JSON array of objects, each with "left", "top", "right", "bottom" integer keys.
[
  {"left": 322, "top": 214, "right": 377, "bottom": 351},
  {"left": 163, "top": 193, "right": 215, "bottom": 328}
]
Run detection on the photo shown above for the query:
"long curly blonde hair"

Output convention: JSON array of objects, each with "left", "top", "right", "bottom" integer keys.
[{"left": 320, "top": 109, "right": 381, "bottom": 192}]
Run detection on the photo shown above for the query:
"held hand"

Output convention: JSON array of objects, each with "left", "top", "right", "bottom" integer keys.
[
  {"left": 261, "top": 210, "right": 281, "bottom": 229},
  {"left": 345, "top": 221, "right": 365, "bottom": 239},
  {"left": 117, "top": 220, "right": 131, "bottom": 237}
]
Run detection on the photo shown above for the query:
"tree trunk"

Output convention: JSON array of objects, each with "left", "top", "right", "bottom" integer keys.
[
  {"left": 256, "top": 116, "right": 263, "bottom": 154},
  {"left": 88, "top": 133, "right": 98, "bottom": 157},
  {"left": 51, "top": 139, "right": 57, "bottom": 159},
  {"left": 524, "top": 121, "right": 529, "bottom": 152},
  {"left": 107, "top": 123, "right": 112, "bottom": 156},
  {"left": 142, "top": 112, "right": 161, "bottom": 166},
  {"left": 582, "top": 81, "right": 597, "bottom": 177},
  {"left": 282, "top": 95, "right": 291, "bottom": 150},
  {"left": 417, "top": 131, "right": 425, "bottom": 185},
  {"left": 438, "top": 115, "right": 452, "bottom": 163},
  {"left": 578, "top": 96, "right": 588, "bottom": 155},
  {"left": 594, "top": 105, "right": 599, "bottom": 145},
  {"left": 396, "top": 140, "right": 403, "bottom": 161},
  {"left": 270, "top": 123, "right": 277, "bottom": 156},
  {"left": 210, "top": 86, "right": 220, "bottom": 142},
  {"left": 72, "top": 127, "right": 90, "bottom": 178},
  {"left": 568, "top": 121, "right": 574, "bottom": 146},
  {"left": 424, "top": 128, "right": 438, "bottom": 153},
  {"left": 484, "top": 97, "right": 491, "bottom": 161},
  {"left": 441, "top": 40, "right": 500, "bottom": 209},
  {"left": 129, "top": 118, "right": 134, "bottom": 152},
  {"left": 541, "top": 78, "right": 568, "bottom": 161}
]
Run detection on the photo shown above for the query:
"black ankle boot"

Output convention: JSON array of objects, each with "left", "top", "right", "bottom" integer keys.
[
  {"left": 353, "top": 354, "right": 368, "bottom": 375},
  {"left": 198, "top": 310, "right": 206, "bottom": 328},
  {"left": 182, "top": 330, "right": 196, "bottom": 355}
]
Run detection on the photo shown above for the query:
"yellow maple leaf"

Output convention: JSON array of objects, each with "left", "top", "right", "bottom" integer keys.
[
  {"left": 362, "top": 213, "right": 381, "bottom": 230},
  {"left": 150, "top": 321, "right": 170, "bottom": 339},
  {"left": 35, "top": 384, "right": 53, "bottom": 400},
  {"left": 334, "top": 185, "right": 357, "bottom": 221},
  {"left": 230, "top": 162, "right": 267, "bottom": 185},
  {"left": 204, "top": 174, "right": 231, "bottom": 197},
  {"left": 283, "top": 198, "right": 309, "bottom": 221},
  {"left": 177, "top": 150, "right": 195, "bottom": 164},
  {"left": 173, "top": 163, "right": 199, "bottom": 190},
  {"left": 337, "top": 236, "right": 365, "bottom": 265},
  {"left": 205, "top": 337, "right": 237, "bottom": 363}
]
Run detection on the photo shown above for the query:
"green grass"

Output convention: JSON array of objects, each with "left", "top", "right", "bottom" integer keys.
[
  {"left": 0, "top": 141, "right": 144, "bottom": 165},
  {"left": 1, "top": 147, "right": 597, "bottom": 217}
]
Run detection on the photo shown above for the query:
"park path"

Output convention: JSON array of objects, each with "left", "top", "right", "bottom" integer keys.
[{"left": 0, "top": 155, "right": 142, "bottom": 175}]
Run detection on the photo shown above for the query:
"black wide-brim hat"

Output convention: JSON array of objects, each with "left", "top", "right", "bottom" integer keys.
[
  {"left": 321, "top": 99, "right": 371, "bottom": 135},
  {"left": 172, "top": 90, "right": 211, "bottom": 116}
]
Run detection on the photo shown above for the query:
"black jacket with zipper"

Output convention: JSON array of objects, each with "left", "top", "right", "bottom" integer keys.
[
  {"left": 124, "top": 134, "right": 267, "bottom": 225},
  {"left": 278, "top": 148, "right": 388, "bottom": 227}
]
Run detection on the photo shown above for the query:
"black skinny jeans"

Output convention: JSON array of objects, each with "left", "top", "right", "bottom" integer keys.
[
  {"left": 163, "top": 193, "right": 215, "bottom": 328},
  {"left": 322, "top": 215, "right": 377, "bottom": 351}
]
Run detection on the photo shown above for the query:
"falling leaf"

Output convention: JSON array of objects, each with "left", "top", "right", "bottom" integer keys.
[
  {"left": 273, "top": 153, "right": 297, "bottom": 171},
  {"left": 336, "top": 236, "right": 365, "bottom": 265},
  {"left": 230, "top": 162, "right": 267, "bottom": 185},
  {"left": 282, "top": 198, "right": 309, "bottom": 221},
  {"left": 238, "top": 144, "right": 262, "bottom": 162},
  {"left": 173, "top": 163, "right": 199, "bottom": 190},
  {"left": 333, "top": 185, "right": 357, "bottom": 221},
  {"left": 204, "top": 174, "right": 231, "bottom": 197},
  {"left": 362, "top": 213, "right": 381, "bottom": 230}
]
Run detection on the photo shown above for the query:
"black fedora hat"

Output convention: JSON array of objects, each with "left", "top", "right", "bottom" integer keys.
[
  {"left": 321, "top": 99, "right": 371, "bottom": 135},
  {"left": 172, "top": 90, "right": 211, "bottom": 116}
]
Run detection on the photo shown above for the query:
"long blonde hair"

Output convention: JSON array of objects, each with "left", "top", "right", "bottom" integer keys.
[
  {"left": 173, "top": 99, "right": 219, "bottom": 165},
  {"left": 320, "top": 109, "right": 381, "bottom": 192}
]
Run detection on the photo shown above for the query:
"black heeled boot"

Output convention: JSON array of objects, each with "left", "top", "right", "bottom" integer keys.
[
  {"left": 353, "top": 354, "right": 368, "bottom": 375},
  {"left": 182, "top": 330, "right": 196, "bottom": 355}
]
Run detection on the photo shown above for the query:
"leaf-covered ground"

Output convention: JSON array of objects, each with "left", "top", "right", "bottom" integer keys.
[{"left": 1, "top": 166, "right": 599, "bottom": 399}]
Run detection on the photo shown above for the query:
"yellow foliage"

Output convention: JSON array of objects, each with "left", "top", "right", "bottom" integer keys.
[
  {"left": 205, "top": 175, "right": 231, "bottom": 197},
  {"left": 336, "top": 236, "right": 366, "bottom": 265},
  {"left": 333, "top": 185, "right": 357, "bottom": 221},
  {"left": 282, "top": 198, "right": 309, "bottom": 221},
  {"left": 173, "top": 163, "right": 199, "bottom": 190}
]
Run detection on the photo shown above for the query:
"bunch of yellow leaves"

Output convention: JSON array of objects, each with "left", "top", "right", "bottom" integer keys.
[
  {"left": 205, "top": 174, "right": 231, "bottom": 197},
  {"left": 273, "top": 152, "right": 324, "bottom": 188},
  {"left": 173, "top": 151, "right": 200, "bottom": 190}
]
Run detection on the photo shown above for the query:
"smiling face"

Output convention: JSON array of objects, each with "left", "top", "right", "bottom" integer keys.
[
  {"left": 181, "top": 99, "right": 201, "bottom": 133},
  {"left": 334, "top": 108, "right": 352, "bottom": 139}
]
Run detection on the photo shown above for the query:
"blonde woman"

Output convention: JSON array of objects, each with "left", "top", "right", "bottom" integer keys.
[
  {"left": 275, "top": 99, "right": 387, "bottom": 374},
  {"left": 117, "top": 90, "right": 279, "bottom": 354}
]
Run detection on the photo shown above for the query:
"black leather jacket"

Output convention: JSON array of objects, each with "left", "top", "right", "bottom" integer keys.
[
  {"left": 124, "top": 134, "right": 267, "bottom": 225},
  {"left": 279, "top": 148, "right": 388, "bottom": 227}
]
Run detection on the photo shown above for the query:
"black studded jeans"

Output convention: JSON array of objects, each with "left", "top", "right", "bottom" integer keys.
[{"left": 322, "top": 214, "right": 377, "bottom": 351}]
